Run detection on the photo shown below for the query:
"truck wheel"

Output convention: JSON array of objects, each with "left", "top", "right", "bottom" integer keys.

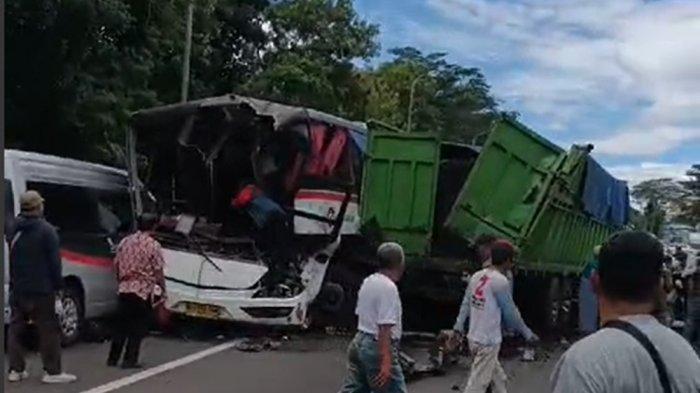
[
  {"left": 59, "top": 286, "right": 84, "bottom": 347},
  {"left": 317, "top": 282, "right": 345, "bottom": 314},
  {"left": 543, "top": 276, "right": 575, "bottom": 334}
]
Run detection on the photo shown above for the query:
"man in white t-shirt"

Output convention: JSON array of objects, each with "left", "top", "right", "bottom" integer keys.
[
  {"left": 462, "top": 240, "right": 538, "bottom": 393},
  {"left": 338, "top": 242, "right": 406, "bottom": 393},
  {"left": 550, "top": 231, "right": 700, "bottom": 393}
]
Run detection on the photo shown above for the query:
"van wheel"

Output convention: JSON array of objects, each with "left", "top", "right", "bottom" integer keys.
[{"left": 59, "top": 286, "right": 83, "bottom": 347}]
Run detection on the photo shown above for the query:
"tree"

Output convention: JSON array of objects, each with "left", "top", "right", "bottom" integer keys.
[
  {"left": 6, "top": 0, "right": 506, "bottom": 166},
  {"left": 680, "top": 164, "right": 700, "bottom": 226},
  {"left": 632, "top": 178, "right": 688, "bottom": 214},
  {"left": 243, "top": 0, "right": 379, "bottom": 116},
  {"left": 6, "top": 0, "right": 270, "bottom": 164},
  {"left": 643, "top": 200, "right": 666, "bottom": 236},
  {"left": 359, "top": 47, "right": 507, "bottom": 142}
]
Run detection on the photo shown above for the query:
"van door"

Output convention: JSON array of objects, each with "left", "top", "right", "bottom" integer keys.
[
  {"left": 26, "top": 182, "right": 128, "bottom": 318},
  {"left": 360, "top": 131, "right": 441, "bottom": 255}
]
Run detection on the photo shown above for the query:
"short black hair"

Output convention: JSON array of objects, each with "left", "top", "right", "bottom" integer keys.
[
  {"left": 598, "top": 231, "right": 663, "bottom": 303},
  {"left": 490, "top": 240, "right": 515, "bottom": 266},
  {"left": 137, "top": 213, "right": 159, "bottom": 231}
]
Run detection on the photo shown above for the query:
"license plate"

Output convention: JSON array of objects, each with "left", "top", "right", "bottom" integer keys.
[{"left": 184, "top": 303, "right": 221, "bottom": 320}]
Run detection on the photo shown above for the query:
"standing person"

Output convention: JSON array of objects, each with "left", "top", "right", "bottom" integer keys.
[
  {"left": 683, "top": 250, "right": 699, "bottom": 352},
  {"left": 107, "top": 214, "right": 165, "bottom": 369},
  {"left": 6, "top": 191, "right": 77, "bottom": 384},
  {"left": 462, "top": 240, "right": 539, "bottom": 393},
  {"left": 339, "top": 243, "right": 407, "bottom": 393},
  {"left": 550, "top": 231, "right": 700, "bottom": 393},
  {"left": 453, "top": 235, "right": 502, "bottom": 334},
  {"left": 578, "top": 245, "right": 600, "bottom": 336}
]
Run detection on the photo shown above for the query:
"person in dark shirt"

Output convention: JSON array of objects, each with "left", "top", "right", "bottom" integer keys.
[{"left": 7, "top": 191, "right": 77, "bottom": 384}]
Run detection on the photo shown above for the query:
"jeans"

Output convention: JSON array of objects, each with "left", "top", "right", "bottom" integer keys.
[
  {"left": 108, "top": 293, "right": 152, "bottom": 366},
  {"left": 339, "top": 332, "right": 407, "bottom": 393},
  {"left": 684, "top": 295, "right": 700, "bottom": 352},
  {"left": 463, "top": 341, "right": 507, "bottom": 393},
  {"left": 8, "top": 294, "right": 62, "bottom": 375}
]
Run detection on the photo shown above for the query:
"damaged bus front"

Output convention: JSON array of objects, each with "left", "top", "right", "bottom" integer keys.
[{"left": 126, "top": 94, "right": 366, "bottom": 326}]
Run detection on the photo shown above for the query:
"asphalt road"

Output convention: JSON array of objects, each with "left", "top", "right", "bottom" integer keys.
[{"left": 5, "top": 333, "right": 563, "bottom": 393}]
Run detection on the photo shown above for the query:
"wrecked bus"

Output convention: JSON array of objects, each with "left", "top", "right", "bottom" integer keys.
[{"left": 126, "top": 94, "right": 366, "bottom": 327}]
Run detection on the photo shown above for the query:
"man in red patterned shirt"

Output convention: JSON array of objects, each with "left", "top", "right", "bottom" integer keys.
[{"left": 107, "top": 214, "right": 165, "bottom": 368}]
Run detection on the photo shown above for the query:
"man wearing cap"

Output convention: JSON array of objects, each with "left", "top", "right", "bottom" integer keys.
[
  {"left": 551, "top": 231, "right": 700, "bottom": 393},
  {"left": 6, "top": 191, "right": 77, "bottom": 384},
  {"left": 462, "top": 240, "right": 538, "bottom": 393},
  {"left": 339, "top": 242, "right": 407, "bottom": 393}
]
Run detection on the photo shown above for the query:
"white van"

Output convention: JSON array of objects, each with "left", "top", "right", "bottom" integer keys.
[{"left": 4, "top": 150, "right": 133, "bottom": 345}]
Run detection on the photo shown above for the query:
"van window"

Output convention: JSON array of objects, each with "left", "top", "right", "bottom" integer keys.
[{"left": 27, "top": 182, "right": 132, "bottom": 236}]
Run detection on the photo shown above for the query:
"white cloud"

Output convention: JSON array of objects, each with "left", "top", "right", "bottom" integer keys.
[
  {"left": 594, "top": 126, "right": 700, "bottom": 156},
  {"left": 607, "top": 162, "right": 692, "bottom": 187},
  {"left": 417, "top": 0, "right": 700, "bottom": 156}
]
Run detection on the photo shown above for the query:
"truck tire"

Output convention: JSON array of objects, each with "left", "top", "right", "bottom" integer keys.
[
  {"left": 541, "top": 275, "right": 575, "bottom": 334},
  {"left": 59, "top": 285, "right": 84, "bottom": 347},
  {"left": 317, "top": 282, "right": 345, "bottom": 314},
  {"left": 321, "top": 262, "right": 368, "bottom": 328}
]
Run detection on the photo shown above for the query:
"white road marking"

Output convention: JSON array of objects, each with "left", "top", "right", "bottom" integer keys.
[{"left": 80, "top": 341, "right": 239, "bottom": 393}]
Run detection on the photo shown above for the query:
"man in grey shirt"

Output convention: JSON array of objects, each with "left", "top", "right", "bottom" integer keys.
[{"left": 550, "top": 231, "right": 700, "bottom": 393}]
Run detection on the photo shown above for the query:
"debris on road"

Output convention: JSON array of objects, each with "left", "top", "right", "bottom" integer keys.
[{"left": 235, "top": 337, "right": 283, "bottom": 352}]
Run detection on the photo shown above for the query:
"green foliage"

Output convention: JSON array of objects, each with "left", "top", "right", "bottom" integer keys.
[
  {"left": 360, "top": 47, "right": 510, "bottom": 142},
  {"left": 7, "top": 0, "right": 268, "bottom": 164},
  {"left": 243, "top": 0, "right": 378, "bottom": 116},
  {"left": 680, "top": 164, "right": 700, "bottom": 226},
  {"left": 631, "top": 165, "right": 700, "bottom": 229},
  {"left": 642, "top": 200, "right": 666, "bottom": 236},
  {"left": 7, "top": 0, "right": 505, "bottom": 165},
  {"left": 632, "top": 178, "right": 688, "bottom": 210}
]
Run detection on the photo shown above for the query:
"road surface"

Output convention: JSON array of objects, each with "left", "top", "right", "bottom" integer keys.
[{"left": 5, "top": 333, "right": 563, "bottom": 393}]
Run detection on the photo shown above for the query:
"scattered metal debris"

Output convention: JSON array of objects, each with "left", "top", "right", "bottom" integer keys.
[{"left": 235, "top": 337, "right": 283, "bottom": 352}]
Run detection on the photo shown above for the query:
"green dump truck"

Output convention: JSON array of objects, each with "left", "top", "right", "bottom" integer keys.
[{"left": 329, "top": 117, "right": 630, "bottom": 332}]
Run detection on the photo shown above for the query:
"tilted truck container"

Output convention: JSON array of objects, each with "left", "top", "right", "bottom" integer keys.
[{"left": 347, "top": 117, "right": 630, "bottom": 331}]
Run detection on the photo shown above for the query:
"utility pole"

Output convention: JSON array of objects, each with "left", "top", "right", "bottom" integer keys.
[
  {"left": 180, "top": 2, "right": 194, "bottom": 103},
  {"left": 407, "top": 75, "right": 423, "bottom": 133}
]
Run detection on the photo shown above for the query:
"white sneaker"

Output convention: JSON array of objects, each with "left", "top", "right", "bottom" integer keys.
[
  {"left": 41, "top": 372, "right": 77, "bottom": 384},
  {"left": 7, "top": 370, "right": 29, "bottom": 382}
]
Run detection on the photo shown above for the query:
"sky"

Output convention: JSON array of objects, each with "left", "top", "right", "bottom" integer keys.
[{"left": 355, "top": 0, "right": 699, "bottom": 186}]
